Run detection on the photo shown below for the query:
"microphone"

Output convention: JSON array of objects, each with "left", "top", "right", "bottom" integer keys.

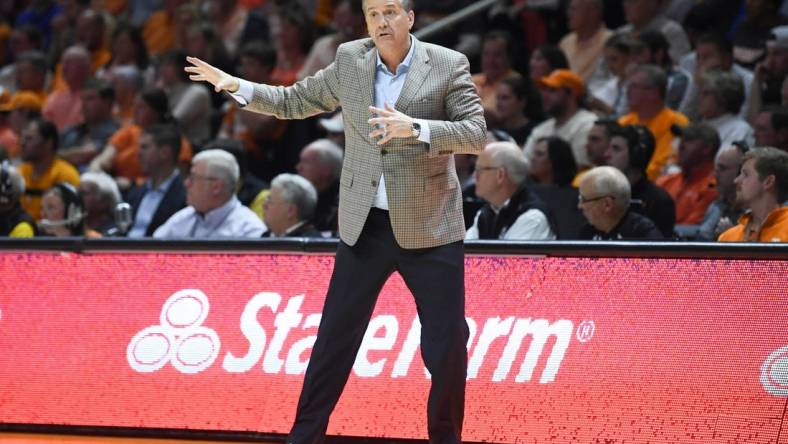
[{"left": 114, "top": 202, "right": 133, "bottom": 235}]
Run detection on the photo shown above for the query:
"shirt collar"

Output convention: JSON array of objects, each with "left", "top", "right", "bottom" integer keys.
[
  {"left": 146, "top": 169, "right": 179, "bottom": 193},
  {"left": 375, "top": 35, "right": 416, "bottom": 76},
  {"left": 197, "top": 195, "right": 239, "bottom": 226}
]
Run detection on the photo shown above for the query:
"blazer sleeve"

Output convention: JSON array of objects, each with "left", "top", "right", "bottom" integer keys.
[
  {"left": 241, "top": 61, "right": 342, "bottom": 120},
  {"left": 422, "top": 53, "right": 486, "bottom": 157}
]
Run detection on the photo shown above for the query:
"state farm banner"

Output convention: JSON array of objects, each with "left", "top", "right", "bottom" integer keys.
[{"left": 0, "top": 251, "right": 787, "bottom": 443}]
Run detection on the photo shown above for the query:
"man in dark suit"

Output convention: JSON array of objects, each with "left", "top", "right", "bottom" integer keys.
[
  {"left": 185, "top": 0, "right": 486, "bottom": 442},
  {"left": 125, "top": 124, "right": 186, "bottom": 237}
]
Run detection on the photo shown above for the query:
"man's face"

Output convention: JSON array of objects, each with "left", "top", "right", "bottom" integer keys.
[
  {"left": 364, "top": 0, "right": 414, "bottom": 54},
  {"left": 754, "top": 112, "right": 777, "bottom": 147},
  {"left": 263, "top": 186, "right": 294, "bottom": 235},
  {"left": 586, "top": 125, "right": 610, "bottom": 165},
  {"left": 567, "top": 0, "right": 595, "bottom": 31},
  {"left": 137, "top": 133, "right": 160, "bottom": 175},
  {"left": 698, "top": 88, "right": 721, "bottom": 120},
  {"left": 481, "top": 37, "right": 509, "bottom": 80},
  {"left": 296, "top": 146, "right": 329, "bottom": 187},
  {"left": 473, "top": 150, "right": 502, "bottom": 202},
  {"left": 81, "top": 89, "right": 109, "bottom": 124},
  {"left": 715, "top": 148, "right": 743, "bottom": 198},
  {"left": 577, "top": 180, "right": 609, "bottom": 230},
  {"left": 495, "top": 82, "right": 522, "bottom": 120},
  {"left": 19, "top": 121, "right": 46, "bottom": 162},
  {"left": 186, "top": 160, "right": 220, "bottom": 213},
  {"left": 605, "top": 135, "right": 630, "bottom": 172},
  {"left": 696, "top": 42, "right": 729, "bottom": 72},
  {"left": 626, "top": 71, "right": 660, "bottom": 113},
  {"left": 766, "top": 46, "right": 788, "bottom": 77},
  {"left": 603, "top": 47, "right": 628, "bottom": 78},
  {"left": 623, "top": 0, "right": 656, "bottom": 26},
  {"left": 677, "top": 138, "right": 710, "bottom": 171},
  {"left": 15, "top": 60, "right": 44, "bottom": 91},
  {"left": 734, "top": 158, "right": 766, "bottom": 207},
  {"left": 540, "top": 87, "right": 569, "bottom": 118}
]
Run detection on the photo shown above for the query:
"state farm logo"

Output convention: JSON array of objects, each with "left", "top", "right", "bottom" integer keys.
[
  {"left": 126, "top": 289, "right": 221, "bottom": 374},
  {"left": 128, "top": 289, "right": 593, "bottom": 383},
  {"left": 761, "top": 345, "right": 788, "bottom": 397}
]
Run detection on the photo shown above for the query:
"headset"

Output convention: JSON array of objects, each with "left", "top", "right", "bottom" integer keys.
[{"left": 38, "top": 182, "right": 85, "bottom": 234}]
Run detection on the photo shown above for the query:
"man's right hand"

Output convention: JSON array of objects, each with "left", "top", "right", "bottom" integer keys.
[{"left": 185, "top": 56, "right": 240, "bottom": 93}]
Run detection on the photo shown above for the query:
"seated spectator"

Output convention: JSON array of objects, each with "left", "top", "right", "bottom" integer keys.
[
  {"left": 578, "top": 165, "right": 663, "bottom": 240},
  {"left": 298, "top": 0, "right": 365, "bottom": 80},
  {"left": 524, "top": 69, "right": 597, "bottom": 169},
  {"left": 262, "top": 173, "right": 320, "bottom": 238},
  {"left": 42, "top": 45, "right": 91, "bottom": 131},
  {"left": 656, "top": 123, "right": 719, "bottom": 227},
  {"left": 493, "top": 76, "right": 544, "bottom": 146},
  {"left": 559, "top": 0, "right": 613, "bottom": 82},
  {"left": 589, "top": 33, "right": 639, "bottom": 117},
  {"left": 698, "top": 143, "right": 747, "bottom": 241},
  {"left": 719, "top": 147, "right": 788, "bottom": 242},
  {"left": 635, "top": 30, "right": 692, "bottom": 112},
  {"left": 59, "top": 78, "right": 120, "bottom": 170},
  {"left": 38, "top": 182, "right": 93, "bottom": 237},
  {"left": 528, "top": 44, "right": 570, "bottom": 84},
  {"left": 18, "top": 118, "right": 80, "bottom": 220},
  {"left": 204, "top": 0, "right": 249, "bottom": 58},
  {"left": 472, "top": 30, "right": 522, "bottom": 127},
  {"left": 604, "top": 123, "right": 676, "bottom": 237},
  {"left": 528, "top": 136, "right": 578, "bottom": 188},
  {"left": 619, "top": 64, "right": 689, "bottom": 180},
  {"left": 50, "top": 10, "right": 112, "bottom": 93},
  {"left": 157, "top": 49, "right": 212, "bottom": 148},
  {"left": 13, "top": 50, "right": 49, "bottom": 104},
  {"left": 295, "top": 139, "right": 342, "bottom": 236},
  {"left": 98, "top": 23, "right": 150, "bottom": 78},
  {"left": 2, "top": 92, "right": 44, "bottom": 160},
  {"left": 753, "top": 106, "right": 788, "bottom": 152},
  {"left": 79, "top": 171, "right": 122, "bottom": 235},
  {"left": 697, "top": 70, "right": 754, "bottom": 151},
  {"left": 0, "top": 26, "right": 43, "bottom": 95},
  {"left": 0, "top": 162, "right": 36, "bottom": 237},
  {"left": 201, "top": 139, "right": 267, "bottom": 207},
  {"left": 154, "top": 149, "right": 265, "bottom": 238},
  {"left": 107, "top": 65, "right": 144, "bottom": 126},
  {"left": 466, "top": 142, "right": 555, "bottom": 240},
  {"left": 125, "top": 124, "right": 187, "bottom": 237},
  {"left": 750, "top": 26, "right": 788, "bottom": 118},
  {"left": 268, "top": 5, "right": 313, "bottom": 87},
  {"left": 731, "top": 0, "right": 786, "bottom": 68},
  {"left": 618, "top": 0, "right": 690, "bottom": 63}
]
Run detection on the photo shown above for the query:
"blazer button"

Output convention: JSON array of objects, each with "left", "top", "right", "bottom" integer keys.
[{"left": 371, "top": 180, "right": 378, "bottom": 187}]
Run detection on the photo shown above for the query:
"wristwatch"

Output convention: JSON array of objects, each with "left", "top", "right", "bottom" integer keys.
[{"left": 411, "top": 121, "right": 421, "bottom": 138}]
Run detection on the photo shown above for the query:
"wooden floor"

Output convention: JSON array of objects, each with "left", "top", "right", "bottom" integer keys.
[{"left": 0, "top": 434, "right": 281, "bottom": 444}]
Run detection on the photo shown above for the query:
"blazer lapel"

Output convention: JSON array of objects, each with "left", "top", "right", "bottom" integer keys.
[
  {"left": 356, "top": 41, "right": 377, "bottom": 113},
  {"left": 395, "top": 37, "right": 431, "bottom": 112}
]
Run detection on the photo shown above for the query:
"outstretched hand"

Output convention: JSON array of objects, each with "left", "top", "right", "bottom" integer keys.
[
  {"left": 368, "top": 103, "right": 415, "bottom": 145},
  {"left": 185, "top": 56, "right": 240, "bottom": 93}
]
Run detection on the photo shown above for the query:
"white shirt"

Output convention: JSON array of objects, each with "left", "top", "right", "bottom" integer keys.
[
  {"left": 153, "top": 196, "right": 266, "bottom": 238},
  {"left": 706, "top": 113, "right": 754, "bottom": 156},
  {"left": 523, "top": 109, "right": 597, "bottom": 168},
  {"left": 465, "top": 207, "right": 555, "bottom": 240}
]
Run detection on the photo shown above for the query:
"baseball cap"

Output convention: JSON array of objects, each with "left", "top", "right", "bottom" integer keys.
[
  {"left": 0, "top": 91, "right": 44, "bottom": 113},
  {"left": 536, "top": 69, "right": 585, "bottom": 97}
]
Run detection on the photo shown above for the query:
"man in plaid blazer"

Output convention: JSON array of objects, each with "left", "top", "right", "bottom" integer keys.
[{"left": 186, "top": 0, "right": 485, "bottom": 442}]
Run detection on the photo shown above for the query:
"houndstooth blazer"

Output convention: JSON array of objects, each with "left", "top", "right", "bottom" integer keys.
[{"left": 243, "top": 36, "right": 486, "bottom": 249}]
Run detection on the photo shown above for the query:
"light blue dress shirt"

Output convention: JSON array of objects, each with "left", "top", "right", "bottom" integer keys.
[
  {"left": 127, "top": 169, "right": 180, "bottom": 238},
  {"left": 153, "top": 195, "right": 266, "bottom": 238}
]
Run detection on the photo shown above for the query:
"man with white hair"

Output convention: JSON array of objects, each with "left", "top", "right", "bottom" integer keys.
[
  {"left": 261, "top": 173, "right": 320, "bottom": 237},
  {"left": 154, "top": 149, "right": 266, "bottom": 238},
  {"left": 79, "top": 171, "right": 121, "bottom": 235},
  {"left": 295, "top": 138, "right": 343, "bottom": 235},
  {"left": 578, "top": 166, "right": 662, "bottom": 239},
  {"left": 466, "top": 142, "right": 554, "bottom": 240}
]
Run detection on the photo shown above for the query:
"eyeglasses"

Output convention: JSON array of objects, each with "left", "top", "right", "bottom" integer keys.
[
  {"left": 578, "top": 194, "right": 613, "bottom": 205},
  {"left": 187, "top": 173, "right": 219, "bottom": 182}
]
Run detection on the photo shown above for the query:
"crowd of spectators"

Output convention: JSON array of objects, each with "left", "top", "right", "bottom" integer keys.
[{"left": 1, "top": 0, "right": 787, "bottom": 242}]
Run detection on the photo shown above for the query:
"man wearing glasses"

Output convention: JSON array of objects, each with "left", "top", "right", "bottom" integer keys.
[{"left": 577, "top": 166, "right": 663, "bottom": 240}]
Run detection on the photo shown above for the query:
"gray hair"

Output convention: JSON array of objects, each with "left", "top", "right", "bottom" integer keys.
[
  {"left": 2, "top": 164, "right": 25, "bottom": 200},
  {"left": 271, "top": 173, "right": 318, "bottom": 221},
  {"left": 701, "top": 69, "right": 745, "bottom": 115},
  {"left": 363, "top": 0, "right": 413, "bottom": 12},
  {"left": 631, "top": 64, "right": 667, "bottom": 99},
  {"left": 193, "top": 149, "right": 240, "bottom": 194},
  {"left": 583, "top": 166, "right": 631, "bottom": 209},
  {"left": 80, "top": 171, "right": 121, "bottom": 206},
  {"left": 306, "top": 139, "right": 344, "bottom": 181},
  {"left": 486, "top": 142, "right": 529, "bottom": 185}
]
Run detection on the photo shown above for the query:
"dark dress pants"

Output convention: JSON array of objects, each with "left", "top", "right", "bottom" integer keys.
[{"left": 287, "top": 208, "right": 469, "bottom": 444}]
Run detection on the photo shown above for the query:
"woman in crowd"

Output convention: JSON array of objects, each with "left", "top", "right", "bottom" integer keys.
[
  {"left": 493, "top": 76, "right": 544, "bottom": 146},
  {"left": 528, "top": 136, "right": 577, "bottom": 188}
]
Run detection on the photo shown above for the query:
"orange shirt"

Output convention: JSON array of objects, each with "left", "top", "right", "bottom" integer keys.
[
  {"left": 718, "top": 207, "right": 788, "bottom": 242},
  {"left": 18, "top": 158, "right": 81, "bottom": 221},
  {"left": 619, "top": 107, "right": 689, "bottom": 181},
  {"left": 656, "top": 161, "right": 718, "bottom": 225},
  {"left": 109, "top": 125, "right": 193, "bottom": 181},
  {"left": 143, "top": 11, "right": 176, "bottom": 56}
]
